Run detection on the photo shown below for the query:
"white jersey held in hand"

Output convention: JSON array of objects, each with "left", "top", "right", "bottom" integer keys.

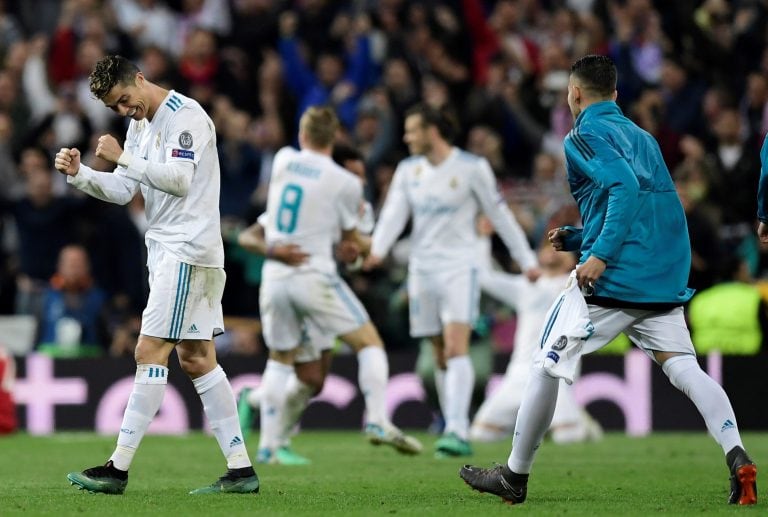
[{"left": 535, "top": 271, "right": 595, "bottom": 384}]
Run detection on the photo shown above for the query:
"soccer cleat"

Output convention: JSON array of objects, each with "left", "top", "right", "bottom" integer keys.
[
  {"left": 365, "top": 423, "right": 423, "bottom": 455},
  {"left": 726, "top": 446, "right": 757, "bottom": 505},
  {"left": 237, "top": 387, "right": 255, "bottom": 440},
  {"left": 67, "top": 460, "right": 128, "bottom": 495},
  {"left": 274, "top": 446, "right": 312, "bottom": 465},
  {"left": 189, "top": 467, "right": 259, "bottom": 495},
  {"left": 255, "top": 447, "right": 273, "bottom": 464},
  {"left": 255, "top": 446, "right": 312, "bottom": 465},
  {"left": 434, "top": 432, "right": 472, "bottom": 457},
  {"left": 459, "top": 463, "right": 528, "bottom": 504}
]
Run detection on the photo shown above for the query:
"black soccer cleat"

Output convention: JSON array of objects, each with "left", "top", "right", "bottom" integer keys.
[
  {"left": 726, "top": 446, "right": 757, "bottom": 505},
  {"left": 189, "top": 466, "right": 260, "bottom": 495},
  {"left": 459, "top": 463, "right": 527, "bottom": 504},
  {"left": 67, "top": 460, "right": 128, "bottom": 494}
]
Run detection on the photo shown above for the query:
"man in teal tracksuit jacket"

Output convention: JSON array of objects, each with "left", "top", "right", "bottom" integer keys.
[
  {"left": 559, "top": 99, "right": 694, "bottom": 307},
  {"left": 460, "top": 54, "right": 757, "bottom": 507}
]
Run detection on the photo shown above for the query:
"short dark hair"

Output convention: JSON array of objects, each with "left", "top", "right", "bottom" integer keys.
[
  {"left": 332, "top": 143, "right": 363, "bottom": 166},
  {"left": 405, "top": 103, "right": 459, "bottom": 143},
  {"left": 570, "top": 55, "right": 617, "bottom": 98},
  {"left": 89, "top": 55, "right": 140, "bottom": 100}
]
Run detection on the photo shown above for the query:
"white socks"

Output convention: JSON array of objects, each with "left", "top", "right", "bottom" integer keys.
[
  {"left": 279, "top": 374, "right": 315, "bottom": 444},
  {"left": 662, "top": 354, "right": 743, "bottom": 454},
  {"left": 444, "top": 355, "right": 474, "bottom": 440},
  {"left": 508, "top": 367, "right": 559, "bottom": 474},
  {"left": 259, "top": 360, "right": 294, "bottom": 451},
  {"left": 357, "top": 346, "right": 389, "bottom": 427},
  {"left": 434, "top": 367, "right": 447, "bottom": 418},
  {"left": 193, "top": 365, "right": 251, "bottom": 469},
  {"left": 110, "top": 364, "right": 168, "bottom": 471}
]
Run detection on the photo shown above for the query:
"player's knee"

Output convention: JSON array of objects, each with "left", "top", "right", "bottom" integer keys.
[
  {"left": 177, "top": 351, "right": 215, "bottom": 378},
  {"left": 660, "top": 353, "right": 699, "bottom": 389}
]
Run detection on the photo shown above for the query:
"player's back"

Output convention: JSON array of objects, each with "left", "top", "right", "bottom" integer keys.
[{"left": 263, "top": 146, "right": 362, "bottom": 275}]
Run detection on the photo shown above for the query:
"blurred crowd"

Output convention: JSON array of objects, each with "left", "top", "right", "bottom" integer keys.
[{"left": 1, "top": 0, "right": 767, "bottom": 358}]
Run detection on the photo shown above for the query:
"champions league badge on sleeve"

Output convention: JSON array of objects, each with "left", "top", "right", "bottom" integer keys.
[{"left": 179, "top": 131, "right": 193, "bottom": 149}]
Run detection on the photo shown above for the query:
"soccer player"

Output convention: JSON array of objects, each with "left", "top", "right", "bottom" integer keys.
[
  {"left": 54, "top": 55, "right": 258, "bottom": 495},
  {"left": 365, "top": 104, "right": 540, "bottom": 457},
  {"left": 236, "top": 143, "right": 415, "bottom": 464},
  {"left": 470, "top": 222, "right": 602, "bottom": 444},
  {"left": 460, "top": 55, "right": 757, "bottom": 506},
  {"left": 255, "top": 107, "right": 421, "bottom": 464}
]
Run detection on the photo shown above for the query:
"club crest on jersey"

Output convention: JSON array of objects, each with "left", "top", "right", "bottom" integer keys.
[
  {"left": 179, "top": 131, "right": 193, "bottom": 149},
  {"left": 172, "top": 149, "right": 194, "bottom": 159},
  {"left": 414, "top": 165, "right": 422, "bottom": 177},
  {"left": 155, "top": 132, "right": 161, "bottom": 149},
  {"left": 450, "top": 177, "right": 458, "bottom": 189}
]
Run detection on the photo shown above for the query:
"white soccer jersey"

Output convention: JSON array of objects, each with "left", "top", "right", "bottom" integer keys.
[
  {"left": 69, "top": 90, "right": 224, "bottom": 267},
  {"left": 262, "top": 146, "right": 363, "bottom": 277},
  {"left": 371, "top": 148, "right": 537, "bottom": 272}
]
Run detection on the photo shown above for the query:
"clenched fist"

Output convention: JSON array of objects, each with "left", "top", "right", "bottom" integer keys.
[
  {"left": 95, "top": 134, "right": 124, "bottom": 164},
  {"left": 54, "top": 147, "right": 81, "bottom": 176}
]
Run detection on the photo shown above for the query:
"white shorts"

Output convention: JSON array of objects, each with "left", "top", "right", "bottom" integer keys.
[
  {"left": 582, "top": 305, "right": 695, "bottom": 359},
  {"left": 408, "top": 265, "right": 480, "bottom": 337},
  {"left": 533, "top": 302, "right": 696, "bottom": 369},
  {"left": 141, "top": 244, "right": 225, "bottom": 341},
  {"left": 294, "top": 322, "right": 334, "bottom": 363},
  {"left": 260, "top": 270, "right": 368, "bottom": 352}
]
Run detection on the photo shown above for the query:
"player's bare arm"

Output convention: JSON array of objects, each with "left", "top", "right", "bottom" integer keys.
[
  {"left": 54, "top": 148, "right": 81, "bottom": 176},
  {"left": 237, "top": 222, "right": 309, "bottom": 266}
]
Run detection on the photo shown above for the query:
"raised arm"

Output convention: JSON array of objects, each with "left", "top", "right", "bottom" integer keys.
[
  {"left": 368, "top": 164, "right": 411, "bottom": 262},
  {"left": 55, "top": 147, "right": 140, "bottom": 205},
  {"left": 472, "top": 158, "right": 539, "bottom": 275}
]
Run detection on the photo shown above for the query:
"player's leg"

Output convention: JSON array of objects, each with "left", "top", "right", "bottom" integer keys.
[
  {"left": 68, "top": 248, "right": 196, "bottom": 494},
  {"left": 280, "top": 327, "right": 331, "bottom": 443},
  {"left": 433, "top": 267, "right": 479, "bottom": 457},
  {"left": 339, "top": 320, "right": 423, "bottom": 455},
  {"left": 430, "top": 335, "right": 448, "bottom": 427},
  {"left": 469, "top": 352, "right": 529, "bottom": 442},
  {"left": 433, "top": 322, "right": 474, "bottom": 457},
  {"left": 255, "top": 274, "right": 305, "bottom": 464},
  {"left": 67, "top": 335, "right": 175, "bottom": 494},
  {"left": 631, "top": 308, "right": 756, "bottom": 505},
  {"left": 269, "top": 338, "right": 330, "bottom": 466},
  {"left": 461, "top": 297, "right": 629, "bottom": 504},
  {"left": 179, "top": 339, "right": 259, "bottom": 494}
]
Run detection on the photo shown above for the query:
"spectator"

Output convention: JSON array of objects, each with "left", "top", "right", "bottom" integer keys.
[
  {"left": 109, "top": 0, "right": 178, "bottom": 56},
  {"left": 277, "top": 10, "right": 375, "bottom": 130},
  {"left": 37, "top": 244, "right": 108, "bottom": 354},
  {"left": 706, "top": 107, "right": 760, "bottom": 227},
  {"left": 10, "top": 161, "right": 82, "bottom": 315}
]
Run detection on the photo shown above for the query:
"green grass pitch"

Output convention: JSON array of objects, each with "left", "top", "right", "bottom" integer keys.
[{"left": 0, "top": 431, "right": 764, "bottom": 516}]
